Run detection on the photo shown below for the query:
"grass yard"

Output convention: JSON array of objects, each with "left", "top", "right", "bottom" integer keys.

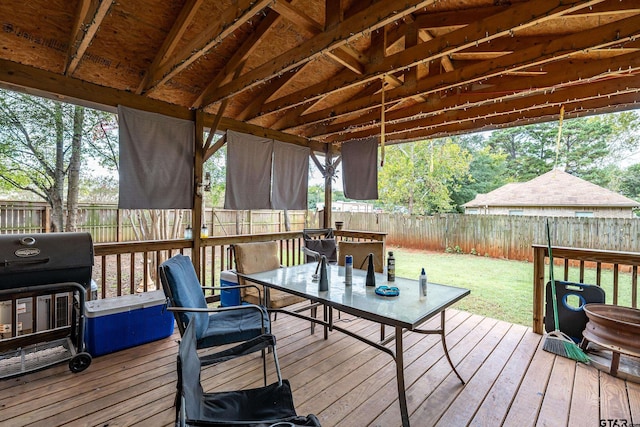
[{"left": 390, "top": 247, "right": 636, "bottom": 327}]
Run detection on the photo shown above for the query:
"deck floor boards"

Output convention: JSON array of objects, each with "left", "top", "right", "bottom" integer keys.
[{"left": 1, "top": 308, "right": 638, "bottom": 427}]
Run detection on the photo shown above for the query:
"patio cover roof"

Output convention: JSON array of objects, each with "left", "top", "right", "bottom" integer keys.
[{"left": 0, "top": 0, "right": 639, "bottom": 153}]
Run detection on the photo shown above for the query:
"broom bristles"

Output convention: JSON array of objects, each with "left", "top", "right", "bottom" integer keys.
[{"left": 543, "top": 330, "right": 590, "bottom": 363}]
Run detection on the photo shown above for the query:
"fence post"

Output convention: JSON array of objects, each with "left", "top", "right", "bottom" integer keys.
[{"left": 43, "top": 205, "right": 51, "bottom": 232}]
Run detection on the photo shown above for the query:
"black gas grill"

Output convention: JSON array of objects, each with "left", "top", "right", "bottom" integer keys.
[{"left": 0, "top": 232, "right": 94, "bottom": 378}]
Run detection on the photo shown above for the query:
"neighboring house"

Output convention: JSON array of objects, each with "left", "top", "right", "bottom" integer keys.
[{"left": 463, "top": 169, "right": 640, "bottom": 218}]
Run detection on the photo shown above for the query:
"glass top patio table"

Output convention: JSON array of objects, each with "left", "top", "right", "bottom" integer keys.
[
  {"left": 238, "top": 262, "right": 471, "bottom": 427},
  {"left": 238, "top": 262, "right": 470, "bottom": 330}
]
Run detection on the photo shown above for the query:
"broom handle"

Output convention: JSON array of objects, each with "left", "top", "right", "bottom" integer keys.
[{"left": 546, "top": 219, "right": 560, "bottom": 331}]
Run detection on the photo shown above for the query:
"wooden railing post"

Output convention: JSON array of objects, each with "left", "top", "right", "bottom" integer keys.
[{"left": 532, "top": 245, "right": 547, "bottom": 334}]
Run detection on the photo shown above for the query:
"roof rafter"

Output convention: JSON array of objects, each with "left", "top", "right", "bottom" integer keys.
[
  {"left": 250, "top": 0, "right": 607, "bottom": 123},
  {"left": 310, "top": 51, "right": 640, "bottom": 139},
  {"left": 136, "top": 0, "right": 206, "bottom": 95},
  {"left": 192, "top": 9, "right": 282, "bottom": 108},
  {"left": 143, "top": 0, "right": 273, "bottom": 93},
  {"left": 329, "top": 73, "right": 640, "bottom": 142},
  {"left": 199, "top": 0, "right": 439, "bottom": 107},
  {"left": 383, "top": 90, "right": 640, "bottom": 144},
  {"left": 285, "top": 12, "right": 640, "bottom": 135},
  {"left": 65, "top": 0, "right": 114, "bottom": 76}
]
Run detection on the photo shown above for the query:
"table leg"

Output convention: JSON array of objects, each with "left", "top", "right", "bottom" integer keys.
[
  {"left": 395, "top": 325, "right": 410, "bottom": 427},
  {"left": 440, "top": 311, "right": 465, "bottom": 384}
]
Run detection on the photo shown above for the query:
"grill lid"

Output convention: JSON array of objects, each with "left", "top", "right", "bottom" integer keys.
[{"left": 0, "top": 232, "right": 94, "bottom": 290}]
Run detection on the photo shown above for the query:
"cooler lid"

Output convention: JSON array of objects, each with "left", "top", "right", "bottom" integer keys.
[{"left": 85, "top": 290, "right": 167, "bottom": 317}]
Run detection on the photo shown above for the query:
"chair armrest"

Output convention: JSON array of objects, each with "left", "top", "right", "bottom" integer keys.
[
  {"left": 167, "top": 303, "right": 268, "bottom": 332},
  {"left": 202, "top": 284, "right": 263, "bottom": 303},
  {"left": 199, "top": 333, "right": 276, "bottom": 366}
]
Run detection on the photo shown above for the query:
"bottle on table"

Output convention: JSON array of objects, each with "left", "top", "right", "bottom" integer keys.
[
  {"left": 419, "top": 267, "right": 427, "bottom": 300},
  {"left": 387, "top": 251, "right": 395, "bottom": 282},
  {"left": 345, "top": 254, "right": 353, "bottom": 285}
]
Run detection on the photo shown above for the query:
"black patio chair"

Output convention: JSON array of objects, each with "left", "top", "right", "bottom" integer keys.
[
  {"left": 176, "top": 321, "right": 322, "bottom": 427},
  {"left": 160, "top": 253, "right": 280, "bottom": 385},
  {"left": 302, "top": 228, "right": 337, "bottom": 264}
]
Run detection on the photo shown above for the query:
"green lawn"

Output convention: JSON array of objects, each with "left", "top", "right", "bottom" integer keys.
[{"left": 390, "top": 247, "right": 635, "bottom": 327}]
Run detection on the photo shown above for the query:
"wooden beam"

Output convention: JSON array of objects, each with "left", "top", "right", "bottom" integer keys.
[
  {"left": 65, "top": 0, "right": 92, "bottom": 74},
  {"left": 271, "top": 1, "right": 323, "bottom": 33},
  {"left": 192, "top": 110, "right": 204, "bottom": 279},
  {"left": 200, "top": 0, "right": 438, "bottom": 106},
  {"left": 204, "top": 134, "right": 226, "bottom": 161},
  {"left": 214, "top": 115, "right": 324, "bottom": 152},
  {"left": 284, "top": 12, "right": 640, "bottom": 131},
  {"left": 65, "top": 0, "right": 114, "bottom": 76},
  {"left": 136, "top": 0, "right": 206, "bottom": 94},
  {"left": 236, "top": 68, "right": 300, "bottom": 122},
  {"left": 144, "top": 0, "right": 272, "bottom": 93},
  {"left": 378, "top": 90, "right": 640, "bottom": 144},
  {"left": 329, "top": 76, "right": 640, "bottom": 141},
  {"left": 0, "top": 59, "right": 320, "bottom": 151},
  {"left": 325, "top": 0, "right": 342, "bottom": 29},
  {"left": 192, "top": 10, "right": 281, "bottom": 109},
  {"left": 270, "top": 0, "right": 365, "bottom": 74},
  {"left": 312, "top": 50, "right": 640, "bottom": 139},
  {"left": 252, "top": 0, "right": 606, "bottom": 122}
]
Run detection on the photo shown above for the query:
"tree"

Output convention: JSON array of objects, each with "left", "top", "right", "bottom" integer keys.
[
  {"left": 487, "top": 113, "right": 640, "bottom": 185},
  {"left": 619, "top": 163, "right": 640, "bottom": 201},
  {"left": 378, "top": 139, "right": 472, "bottom": 214},
  {"left": 0, "top": 90, "right": 109, "bottom": 231}
]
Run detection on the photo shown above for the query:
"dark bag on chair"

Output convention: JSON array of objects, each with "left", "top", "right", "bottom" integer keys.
[{"left": 302, "top": 229, "right": 337, "bottom": 264}]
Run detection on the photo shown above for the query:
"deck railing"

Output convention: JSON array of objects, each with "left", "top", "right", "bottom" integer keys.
[
  {"left": 532, "top": 244, "right": 640, "bottom": 334},
  {"left": 0, "top": 230, "right": 385, "bottom": 347},
  {"left": 93, "top": 229, "right": 386, "bottom": 299}
]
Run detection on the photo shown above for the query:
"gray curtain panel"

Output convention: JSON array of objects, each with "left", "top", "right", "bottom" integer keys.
[
  {"left": 341, "top": 137, "right": 379, "bottom": 200},
  {"left": 272, "top": 141, "right": 309, "bottom": 210},
  {"left": 118, "top": 105, "right": 194, "bottom": 209},
  {"left": 224, "top": 130, "right": 273, "bottom": 210}
]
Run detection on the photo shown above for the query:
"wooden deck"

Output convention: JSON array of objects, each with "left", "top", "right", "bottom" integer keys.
[{"left": 2, "top": 308, "right": 639, "bottom": 427}]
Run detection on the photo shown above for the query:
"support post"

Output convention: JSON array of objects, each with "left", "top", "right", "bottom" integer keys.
[
  {"left": 192, "top": 110, "right": 205, "bottom": 279},
  {"left": 323, "top": 144, "right": 333, "bottom": 229}
]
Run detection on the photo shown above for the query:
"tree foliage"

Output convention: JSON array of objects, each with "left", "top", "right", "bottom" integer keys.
[
  {"left": 487, "top": 113, "right": 640, "bottom": 186},
  {"left": 0, "top": 89, "right": 112, "bottom": 230},
  {"left": 378, "top": 139, "right": 472, "bottom": 214}
]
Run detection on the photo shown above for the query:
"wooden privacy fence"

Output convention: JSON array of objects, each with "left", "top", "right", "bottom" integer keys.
[
  {"left": 0, "top": 201, "right": 311, "bottom": 242},
  {"left": 333, "top": 212, "right": 640, "bottom": 261}
]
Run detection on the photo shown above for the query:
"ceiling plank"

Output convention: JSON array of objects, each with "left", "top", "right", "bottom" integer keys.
[
  {"left": 136, "top": 0, "right": 206, "bottom": 94},
  {"left": 287, "top": 12, "right": 640, "bottom": 131},
  {"left": 200, "top": 0, "right": 439, "bottom": 107},
  {"left": 65, "top": 0, "right": 114, "bottom": 76},
  {"left": 143, "top": 0, "right": 272, "bottom": 93},
  {"left": 249, "top": 0, "right": 606, "bottom": 122}
]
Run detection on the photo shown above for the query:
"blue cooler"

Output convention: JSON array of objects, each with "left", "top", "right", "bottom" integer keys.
[
  {"left": 220, "top": 270, "right": 241, "bottom": 307},
  {"left": 84, "top": 290, "right": 175, "bottom": 357}
]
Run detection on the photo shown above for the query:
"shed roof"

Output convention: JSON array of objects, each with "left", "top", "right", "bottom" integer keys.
[
  {"left": 0, "top": 0, "right": 639, "bottom": 151},
  {"left": 463, "top": 169, "right": 640, "bottom": 208}
]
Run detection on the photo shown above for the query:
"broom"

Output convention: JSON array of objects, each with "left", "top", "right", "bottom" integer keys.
[{"left": 542, "top": 219, "right": 590, "bottom": 363}]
